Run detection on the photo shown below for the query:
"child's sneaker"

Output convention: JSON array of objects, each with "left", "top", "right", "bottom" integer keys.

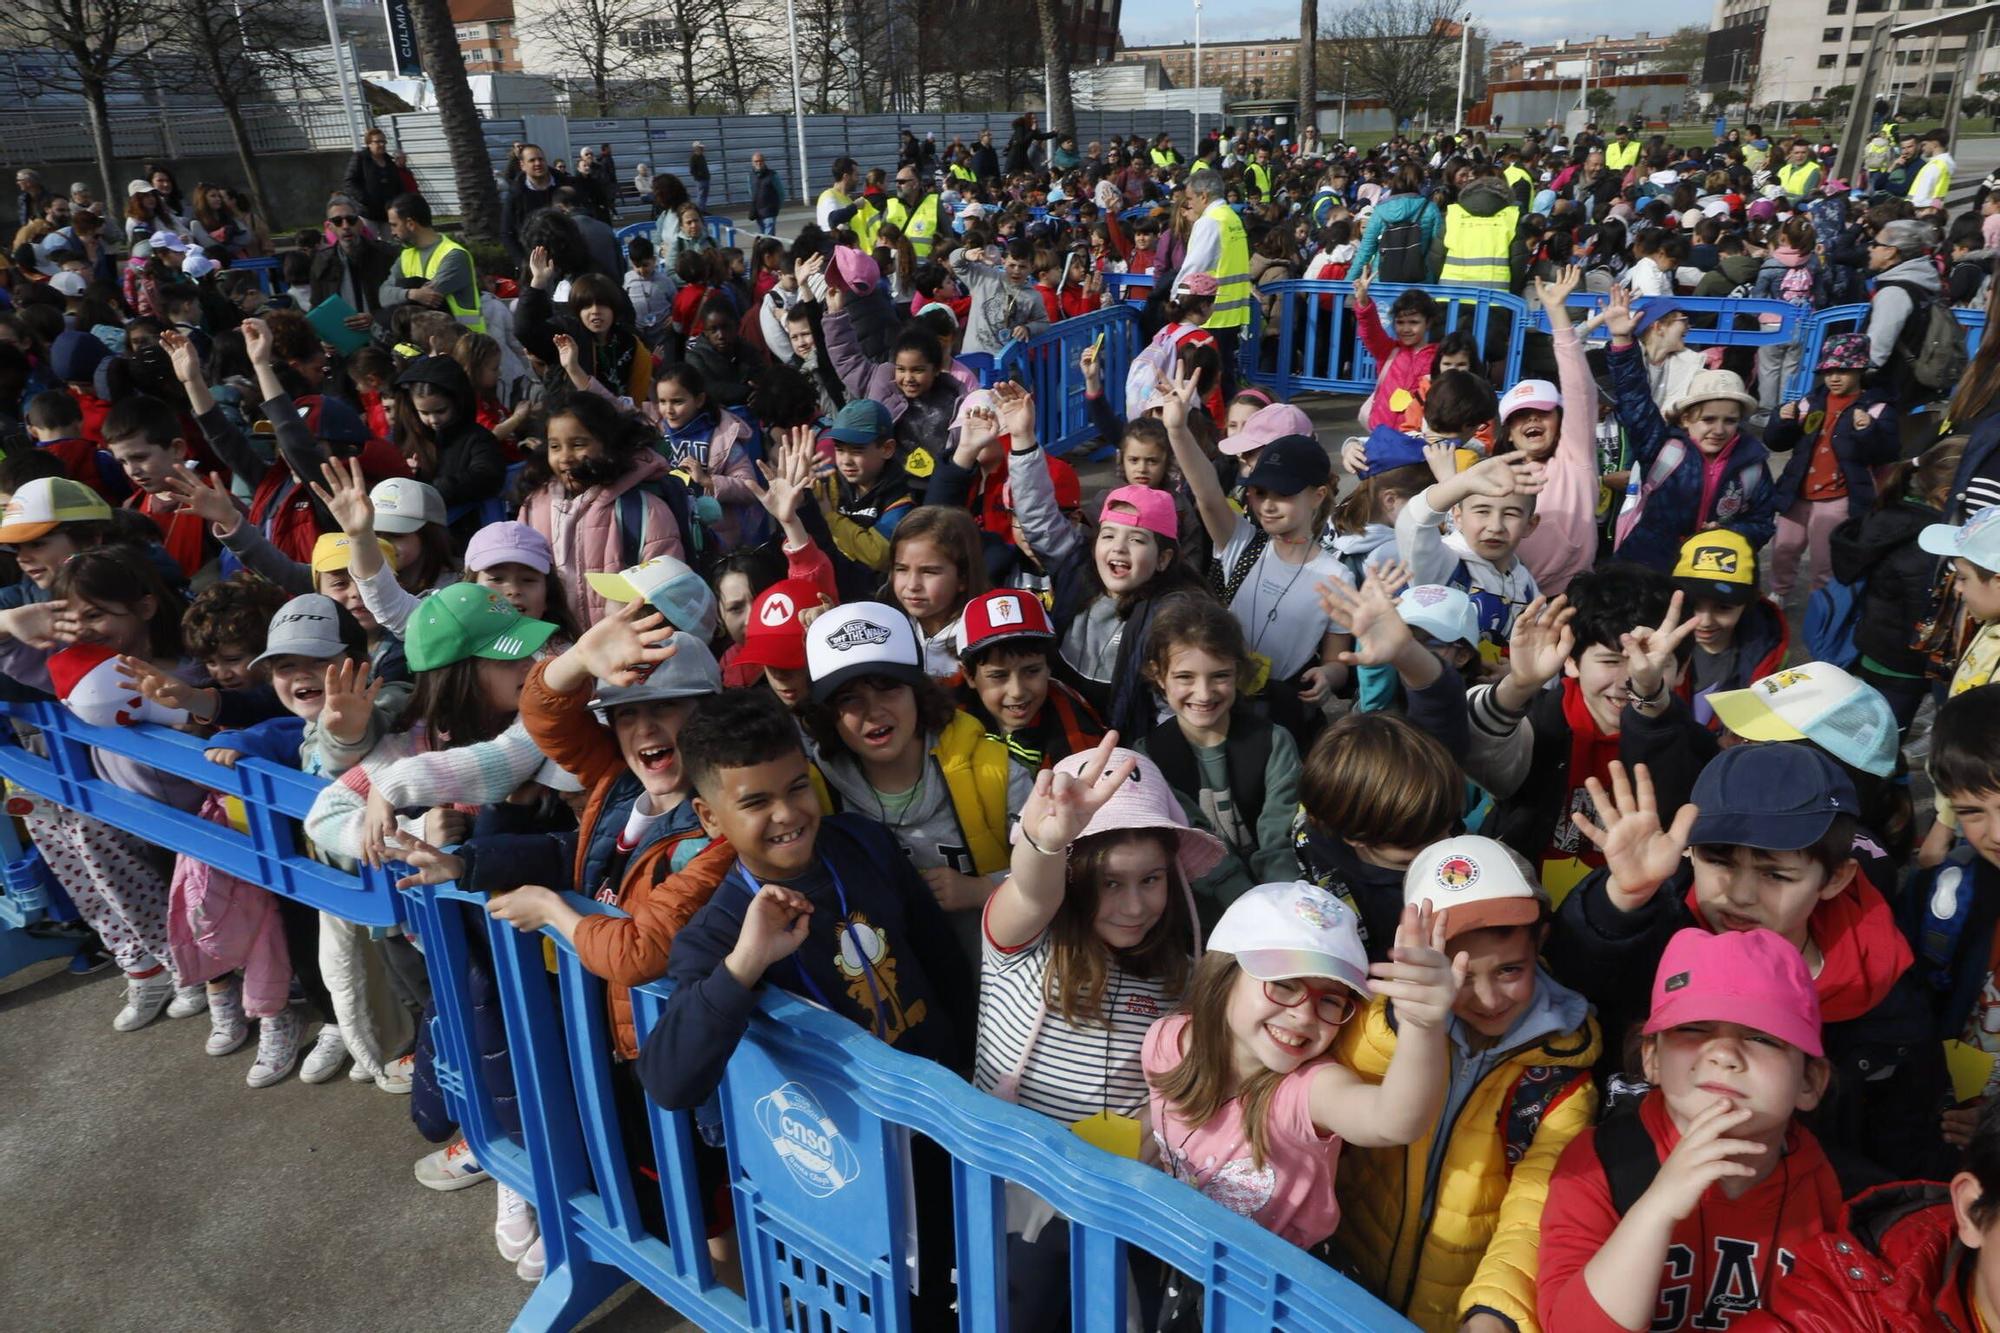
[
  {"left": 246, "top": 1009, "right": 301, "bottom": 1088},
  {"left": 299, "top": 1024, "right": 350, "bottom": 1083},
  {"left": 112, "top": 971, "right": 176, "bottom": 1032},
  {"left": 494, "top": 1184, "right": 538, "bottom": 1262},
  {"left": 415, "top": 1137, "right": 487, "bottom": 1191},
  {"left": 375, "top": 1052, "right": 415, "bottom": 1094},
  {"left": 205, "top": 983, "right": 249, "bottom": 1056},
  {"left": 515, "top": 1236, "right": 545, "bottom": 1283},
  {"left": 166, "top": 983, "right": 208, "bottom": 1019}
]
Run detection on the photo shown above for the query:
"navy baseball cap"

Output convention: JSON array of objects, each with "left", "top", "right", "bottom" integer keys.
[
  {"left": 1238, "top": 434, "right": 1332, "bottom": 496},
  {"left": 1685, "top": 742, "right": 1857, "bottom": 851}
]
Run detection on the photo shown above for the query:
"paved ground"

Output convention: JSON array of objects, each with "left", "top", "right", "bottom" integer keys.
[{"left": 0, "top": 958, "right": 696, "bottom": 1333}]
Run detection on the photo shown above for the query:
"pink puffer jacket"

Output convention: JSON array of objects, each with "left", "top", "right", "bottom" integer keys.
[
  {"left": 167, "top": 795, "right": 292, "bottom": 1018},
  {"left": 519, "top": 448, "right": 687, "bottom": 624}
]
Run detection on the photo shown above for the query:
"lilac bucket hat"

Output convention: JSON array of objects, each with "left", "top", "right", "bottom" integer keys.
[{"left": 1025, "top": 747, "right": 1227, "bottom": 883}]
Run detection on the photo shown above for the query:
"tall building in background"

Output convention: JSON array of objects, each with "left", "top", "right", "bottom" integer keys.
[{"left": 1705, "top": 0, "right": 1971, "bottom": 108}]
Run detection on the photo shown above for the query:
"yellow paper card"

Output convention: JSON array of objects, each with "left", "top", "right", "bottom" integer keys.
[
  {"left": 1071, "top": 1111, "right": 1142, "bottom": 1159},
  {"left": 1945, "top": 1039, "right": 1998, "bottom": 1104},
  {"left": 1541, "top": 857, "right": 1593, "bottom": 909},
  {"left": 1388, "top": 388, "right": 1414, "bottom": 412}
]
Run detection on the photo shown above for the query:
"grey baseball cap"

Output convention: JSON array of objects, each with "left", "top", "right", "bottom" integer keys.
[
  {"left": 587, "top": 631, "right": 722, "bottom": 722},
  {"left": 252, "top": 594, "right": 354, "bottom": 665}
]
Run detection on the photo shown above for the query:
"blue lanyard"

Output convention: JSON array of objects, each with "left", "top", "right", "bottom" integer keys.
[{"left": 735, "top": 862, "right": 890, "bottom": 1040}]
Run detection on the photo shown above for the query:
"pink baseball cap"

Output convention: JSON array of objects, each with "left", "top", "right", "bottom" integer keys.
[
  {"left": 830, "top": 247, "right": 881, "bottom": 295},
  {"left": 951, "top": 388, "right": 994, "bottom": 429},
  {"left": 1098, "top": 484, "right": 1177, "bottom": 538},
  {"left": 1643, "top": 927, "right": 1824, "bottom": 1057},
  {"left": 1497, "top": 379, "right": 1562, "bottom": 424},
  {"left": 1175, "top": 270, "right": 1218, "bottom": 298},
  {"left": 1221, "top": 401, "right": 1315, "bottom": 457}
]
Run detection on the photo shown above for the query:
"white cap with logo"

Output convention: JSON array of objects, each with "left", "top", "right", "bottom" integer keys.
[{"left": 1207, "top": 881, "right": 1371, "bottom": 998}]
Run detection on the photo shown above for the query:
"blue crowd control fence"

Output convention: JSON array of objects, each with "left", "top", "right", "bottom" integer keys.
[
  {"left": 704, "top": 217, "right": 740, "bottom": 250},
  {"left": 995, "top": 304, "right": 1143, "bottom": 457},
  {"left": 0, "top": 808, "right": 72, "bottom": 979},
  {"left": 1101, "top": 272, "right": 1155, "bottom": 307},
  {"left": 0, "top": 703, "right": 404, "bottom": 927},
  {"left": 1248, "top": 281, "right": 1530, "bottom": 399},
  {"left": 0, "top": 699, "right": 1414, "bottom": 1331},
  {"left": 231, "top": 256, "right": 283, "bottom": 295},
  {"left": 1525, "top": 294, "right": 1810, "bottom": 349},
  {"left": 615, "top": 221, "right": 652, "bottom": 260},
  {"left": 1784, "top": 303, "right": 1989, "bottom": 402}
]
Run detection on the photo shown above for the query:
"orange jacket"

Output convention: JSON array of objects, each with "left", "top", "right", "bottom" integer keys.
[{"left": 521, "top": 658, "right": 731, "bottom": 1059}]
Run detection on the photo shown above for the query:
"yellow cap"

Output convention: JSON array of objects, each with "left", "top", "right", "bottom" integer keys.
[
  {"left": 311, "top": 532, "right": 399, "bottom": 574},
  {"left": 1671, "top": 529, "right": 1757, "bottom": 604}
]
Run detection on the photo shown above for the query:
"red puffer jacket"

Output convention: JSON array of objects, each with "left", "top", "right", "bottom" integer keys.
[{"left": 1736, "top": 1182, "right": 1977, "bottom": 1332}]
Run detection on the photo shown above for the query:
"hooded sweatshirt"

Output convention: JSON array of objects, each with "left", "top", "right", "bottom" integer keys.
[
  {"left": 1539, "top": 1092, "right": 1844, "bottom": 1333},
  {"left": 1694, "top": 251, "right": 1763, "bottom": 300},
  {"left": 1866, "top": 253, "right": 1942, "bottom": 375},
  {"left": 1352, "top": 192, "right": 1444, "bottom": 277}
]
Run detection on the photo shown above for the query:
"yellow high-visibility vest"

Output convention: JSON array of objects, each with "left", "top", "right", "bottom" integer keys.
[
  {"left": 1201, "top": 199, "right": 1252, "bottom": 331},
  {"left": 1604, "top": 140, "right": 1641, "bottom": 173},
  {"left": 398, "top": 234, "right": 484, "bottom": 332},
  {"left": 1777, "top": 161, "right": 1821, "bottom": 198},
  {"left": 883, "top": 193, "right": 942, "bottom": 257},
  {"left": 1910, "top": 156, "right": 1953, "bottom": 204},
  {"left": 1246, "top": 161, "right": 1272, "bottom": 197},
  {"left": 1439, "top": 204, "right": 1517, "bottom": 288}
]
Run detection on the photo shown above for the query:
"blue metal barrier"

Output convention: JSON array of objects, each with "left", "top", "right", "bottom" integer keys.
[
  {"left": 1101, "top": 272, "right": 1155, "bottom": 307},
  {"left": 1784, "top": 303, "right": 1989, "bottom": 401},
  {"left": 0, "top": 697, "right": 1413, "bottom": 1331},
  {"left": 232, "top": 256, "right": 282, "bottom": 295},
  {"left": 1251, "top": 280, "right": 1529, "bottom": 398},
  {"left": 954, "top": 351, "right": 1001, "bottom": 388},
  {"left": 402, "top": 876, "right": 1412, "bottom": 1332},
  {"left": 1526, "top": 294, "right": 1809, "bottom": 348},
  {"left": 0, "top": 808, "right": 72, "bottom": 979},
  {"left": 616, "top": 222, "right": 652, "bottom": 261},
  {"left": 704, "top": 216, "right": 739, "bottom": 250},
  {"left": 994, "top": 305, "right": 1143, "bottom": 457},
  {"left": 0, "top": 704, "right": 404, "bottom": 926}
]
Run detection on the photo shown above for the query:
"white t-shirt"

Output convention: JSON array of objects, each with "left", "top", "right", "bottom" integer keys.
[
  {"left": 1214, "top": 515, "right": 1352, "bottom": 681},
  {"left": 975, "top": 927, "right": 1175, "bottom": 1124}
]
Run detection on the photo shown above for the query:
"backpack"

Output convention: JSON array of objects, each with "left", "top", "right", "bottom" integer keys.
[
  {"left": 1776, "top": 262, "right": 1816, "bottom": 307},
  {"left": 615, "top": 472, "right": 717, "bottom": 580},
  {"left": 1802, "top": 575, "right": 1865, "bottom": 669},
  {"left": 1880, "top": 279, "right": 1970, "bottom": 391},
  {"left": 1375, "top": 214, "right": 1428, "bottom": 283}
]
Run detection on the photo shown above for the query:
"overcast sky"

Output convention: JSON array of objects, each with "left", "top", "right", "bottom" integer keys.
[{"left": 1119, "top": 2, "right": 1716, "bottom": 47}]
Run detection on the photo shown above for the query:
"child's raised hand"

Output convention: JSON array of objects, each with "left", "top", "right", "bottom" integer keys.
[
  {"left": 1422, "top": 440, "right": 1459, "bottom": 484},
  {"left": 527, "top": 245, "right": 557, "bottom": 288},
  {"left": 1339, "top": 435, "right": 1371, "bottom": 476},
  {"left": 204, "top": 747, "right": 245, "bottom": 768},
  {"left": 1620, "top": 589, "right": 1697, "bottom": 704},
  {"left": 1365, "top": 902, "right": 1468, "bottom": 1032},
  {"left": 1506, "top": 595, "right": 1575, "bottom": 689},
  {"left": 1158, "top": 364, "right": 1201, "bottom": 430},
  {"left": 1571, "top": 761, "right": 1699, "bottom": 911},
  {"left": 1350, "top": 267, "right": 1371, "bottom": 307},
  {"left": 573, "top": 599, "right": 679, "bottom": 686},
  {"left": 386, "top": 829, "right": 466, "bottom": 889},
  {"left": 159, "top": 327, "right": 204, "bottom": 384},
  {"left": 115, "top": 655, "right": 198, "bottom": 711},
  {"left": 162, "top": 469, "right": 243, "bottom": 532},
  {"left": 1322, "top": 571, "right": 1412, "bottom": 669},
  {"left": 1643, "top": 1098, "right": 1766, "bottom": 1222},
  {"left": 749, "top": 431, "right": 815, "bottom": 525},
  {"left": 320, "top": 659, "right": 380, "bottom": 744},
  {"left": 726, "top": 882, "right": 815, "bottom": 983},
  {"left": 990, "top": 380, "right": 1036, "bottom": 441},
  {"left": 309, "top": 455, "right": 375, "bottom": 539},
  {"left": 552, "top": 332, "right": 581, "bottom": 372},
  {"left": 1536, "top": 262, "right": 1583, "bottom": 309},
  {"left": 1017, "top": 731, "right": 1138, "bottom": 856},
  {"left": 1, "top": 601, "right": 67, "bottom": 651},
  {"left": 241, "top": 317, "right": 273, "bottom": 365},
  {"left": 955, "top": 403, "right": 1000, "bottom": 464},
  {"left": 1602, "top": 284, "right": 1638, "bottom": 340},
  {"left": 1460, "top": 452, "right": 1548, "bottom": 500},
  {"left": 1079, "top": 339, "right": 1103, "bottom": 391},
  {"left": 1778, "top": 400, "right": 1800, "bottom": 421}
]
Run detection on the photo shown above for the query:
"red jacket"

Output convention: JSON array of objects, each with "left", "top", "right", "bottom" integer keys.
[
  {"left": 1539, "top": 1092, "right": 1845, "bottom": 1332},
  {"left": 1736, "top": 1183, "right": 1976, "bottom": 1332}
]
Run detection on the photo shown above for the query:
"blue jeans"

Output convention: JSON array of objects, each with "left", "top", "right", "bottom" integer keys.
[{"left": 695, "top": 179, "right": 710, "bottom": 209}]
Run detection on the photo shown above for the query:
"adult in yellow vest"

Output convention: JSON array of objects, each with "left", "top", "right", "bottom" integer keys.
[
  {"left": 1908, "top": 129, "right": 1955, "bottom": 213},
  {"left": 816, "top": 155, "right": 864, "bottom": 233},
  {"left": 1604, "top": 125, "right": 1641, "bottom": 176},
  {"left": 882, "top": 168, "right": 942, "bottom": 258},
  {"left": 1179, "top": 167, "right": 1251, "bottom": 392},
  {"left": 1245, "top": 149, "right": 1273, "bottom": 200},
  {"left": 1151, "top": 133, "right": 1182, "bottom": 170},
  {"left": 1439, "top": 172, "right": 1518, "bottom": 291},
  {"left": 385, "top": 191, "right": 484, "bottom": 332},
  {"left": 1775, "top": 141, "right": 1823, "bottom": 201}
]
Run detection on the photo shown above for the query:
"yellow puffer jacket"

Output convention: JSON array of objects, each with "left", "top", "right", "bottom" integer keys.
[{"left": 1330, "top": 985, "right": 1600, "bottom": 1331}]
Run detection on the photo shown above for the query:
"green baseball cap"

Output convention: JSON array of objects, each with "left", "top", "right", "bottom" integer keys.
[{"left": 404, "top": 583, "right": 557, "bottom": 672}]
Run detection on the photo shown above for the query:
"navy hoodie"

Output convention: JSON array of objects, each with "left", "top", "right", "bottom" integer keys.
[{"left": 638, "top": 814, "right": 976, "bottom": 1110}]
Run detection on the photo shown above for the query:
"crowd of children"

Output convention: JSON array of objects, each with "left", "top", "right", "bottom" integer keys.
[{"left": 8, "top": 110, "right": 2000, "bottom": 1330}]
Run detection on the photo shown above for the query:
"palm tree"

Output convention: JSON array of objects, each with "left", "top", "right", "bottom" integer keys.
[
  {"left": 408, "top": 0, "right": 502, "bottom": 239},
  {"left": 1035, "top": 0, "right": 1075, "bottom": 136},
  {"left": 1298, "top": 0, "right": 1318, "bottom": 144}
]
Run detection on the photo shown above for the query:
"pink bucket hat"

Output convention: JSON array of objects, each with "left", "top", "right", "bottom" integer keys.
[
  {"left": 1221, "top": 401, "right": 1314, "bottom": 457},
  {"left": 1643, "top": 927, "right": 1824, "bottom": 1056},
  {"left": 1098, "top": 484, "right": 1178, "bottom": 538},
  {"left": 1027, "top": 747, "right": 1227, "bottom": 883}
]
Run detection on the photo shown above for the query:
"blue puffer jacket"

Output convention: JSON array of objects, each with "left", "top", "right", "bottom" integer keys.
[
  {"left": 1607, "top": 341, "right": 1779, "bottom": 571},
  {"left": 1765, "top": 384, "right": 1900, "bottom": 513},
  {"left": 1352, "top": 192, "right": 1443, "bottom": 278}
]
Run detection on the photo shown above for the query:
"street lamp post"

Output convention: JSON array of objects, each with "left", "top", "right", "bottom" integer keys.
[
  {"left": 1193, "top": 0, "right": 1204, "bottom": 149},
  {"left": 1454, "top": 13, "right": 1472, "bottom": 131}
]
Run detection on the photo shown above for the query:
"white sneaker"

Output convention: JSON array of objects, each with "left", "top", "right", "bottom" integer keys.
[
  {"left": 375, "top": 1052, "right": 415, "bottom": 1094},
  {"left": 205, "top": 984, "right": 249, "bottom": 1056},
  {"left": 494, "top": 1184, "right": 538, "bottom": 1262},
  {"left": 166, "top": 983, "right": 208, "bottom": 1019},
  {"left": 246, "top": 1009, "right": 302, "bottom": 1088},
  {"left": 515, "top": 1236, "right": 545, "bottom": 1282},
  {"left": 112, "top": 972, "right": 176, "bottom": 1032},
  {"left": 299, "top": 1024, "right": 350, "bottom": 1084},
  {"left": 415, "top": 1137, "right": 488, "bottom": 1190}
]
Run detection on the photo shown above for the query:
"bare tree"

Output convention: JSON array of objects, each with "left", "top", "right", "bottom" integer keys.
[
  {"left": 702, "top": 0, "right": 782, "bottom": 114},
  {"left": 0, "top": 0, "right": 164, "bottom": 210},
  {"left": 1035, "top": 0, "right": 1075, "bottom": 132},
  {"left": 1298, "top": 0, "right": 1319, "bottom": 140},
  {"left": 1320, "top": 0, "right": 1461, "bottom": 130},
  {"left": 408, "top": 0, "right": 502, "bottom": 239},
  {"left": 525, "top": 0, "right": 673, "bottom": 114},
  {"left": 157, "top": 0, "right": 323, "bottom": 221}
]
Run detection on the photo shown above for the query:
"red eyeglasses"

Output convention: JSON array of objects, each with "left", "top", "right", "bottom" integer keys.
[{"left": 1263, "top": 977, "right": 1358, "bottom": 1026}]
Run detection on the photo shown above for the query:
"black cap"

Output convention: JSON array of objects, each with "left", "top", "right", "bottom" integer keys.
[{"left": 1238, "top": 434, "right": 1332, "bottom": 496}]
